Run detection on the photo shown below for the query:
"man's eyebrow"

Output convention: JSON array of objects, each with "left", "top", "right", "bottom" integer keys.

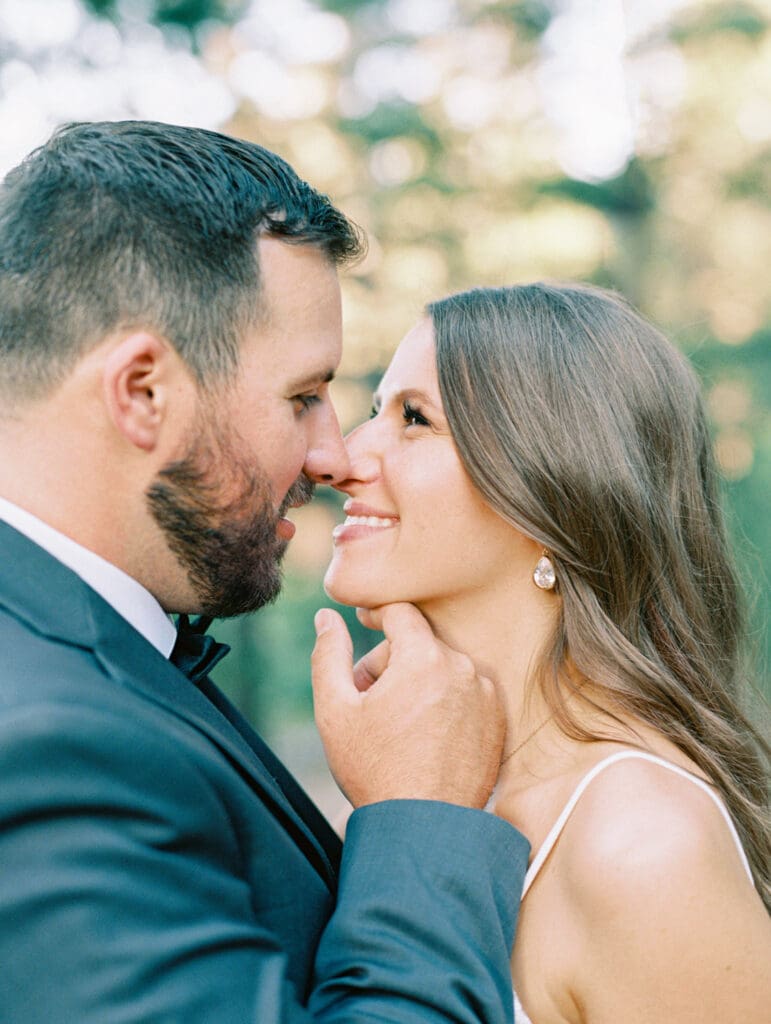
[{"left": 288, "top": 368, "right": 336, "bottom": 392}]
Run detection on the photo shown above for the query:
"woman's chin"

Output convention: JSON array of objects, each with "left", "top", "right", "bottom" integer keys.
[
  {"left": 323, "top": 566, "right": 368, "bottom": 607},
  {"left": 323, "top": 565, "right": 399, "bottom": 609}
]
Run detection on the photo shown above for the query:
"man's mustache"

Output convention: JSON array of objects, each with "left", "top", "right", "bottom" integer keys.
[{"left": 279, "top": 475, "right": 316, "bottom": 517}]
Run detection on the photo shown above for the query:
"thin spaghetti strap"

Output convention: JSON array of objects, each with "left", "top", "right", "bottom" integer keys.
[{"left": 520, "top": 750, "right": 753, "bottom": 898}]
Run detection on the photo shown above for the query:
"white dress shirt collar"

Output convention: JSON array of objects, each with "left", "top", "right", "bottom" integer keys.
[{"left": 0, "top": 497, "right": 177, "bottom": 658}]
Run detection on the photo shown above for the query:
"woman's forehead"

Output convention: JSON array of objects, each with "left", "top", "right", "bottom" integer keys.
[{"left": 377, "top": 318, "right": 438, "bottom": 397}]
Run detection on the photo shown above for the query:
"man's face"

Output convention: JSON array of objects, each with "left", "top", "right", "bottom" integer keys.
[
  {"left": 145, "top": 405, "right": 314, "bottom": 617},
  {"left": 147, "top": 239, "right": 349, "bottom": 617}
]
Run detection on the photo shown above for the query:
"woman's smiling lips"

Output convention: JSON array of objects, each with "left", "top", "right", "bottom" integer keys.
[{"left": 332, "top": 501, "right": 400, "bottom": 543}]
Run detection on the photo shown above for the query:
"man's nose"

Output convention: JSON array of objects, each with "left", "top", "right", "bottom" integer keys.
[{"left": 303, "top": 412, "right": 351, "bottom": 485}]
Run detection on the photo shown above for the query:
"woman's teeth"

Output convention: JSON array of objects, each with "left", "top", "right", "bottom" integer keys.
[{"left": 344, "top": 515, "right": 396, "bottom": 528}]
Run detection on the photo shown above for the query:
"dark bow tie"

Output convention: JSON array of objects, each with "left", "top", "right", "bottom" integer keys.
[{"left": 170, "top": 614, "right": 230, "bottom": 684}]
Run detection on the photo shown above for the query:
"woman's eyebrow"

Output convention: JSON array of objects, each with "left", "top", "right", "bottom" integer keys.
[{"left": 373, "top": 387, "right": 438, "bottom": 410}]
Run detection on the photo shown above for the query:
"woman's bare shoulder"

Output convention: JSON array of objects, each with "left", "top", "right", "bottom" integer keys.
[
  {"left": 553, "top": 754, "right": 771, "bottom": 1022},
  {"left": 559, "top": 754, "right": 751, "bottom": 907}
]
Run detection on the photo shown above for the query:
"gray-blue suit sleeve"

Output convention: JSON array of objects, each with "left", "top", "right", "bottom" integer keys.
[
  {"left": 0, "top": 699, "right": 528, "bottom": 1023},
  {"left": 311, "top": 801, "right": 529, "bottom": 1023}
]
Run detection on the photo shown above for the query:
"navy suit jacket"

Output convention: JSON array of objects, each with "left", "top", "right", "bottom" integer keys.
[{"left": 0, "top": 521, "right": 529, "bottom": 1023}]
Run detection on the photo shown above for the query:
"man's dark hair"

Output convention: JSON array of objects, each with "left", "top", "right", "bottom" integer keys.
[{"left": 0, "top": 120, "right": 364, "bottom": 399}]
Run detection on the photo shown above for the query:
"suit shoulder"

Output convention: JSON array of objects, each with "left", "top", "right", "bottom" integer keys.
[{"left": 0, "top": 607, "right": 107, "bottom": 698}]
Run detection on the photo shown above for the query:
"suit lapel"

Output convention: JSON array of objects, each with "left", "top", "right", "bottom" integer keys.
[
  {"left": 0, "top": 521, "right": 341, "bottom": 889},
  {"left": 194, "top": 673, "right": 343, "bottom": 875}
]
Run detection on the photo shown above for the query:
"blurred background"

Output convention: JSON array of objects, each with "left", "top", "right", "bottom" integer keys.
[{"left": 2, "top": 0, "right": 767, "bottom": 815}]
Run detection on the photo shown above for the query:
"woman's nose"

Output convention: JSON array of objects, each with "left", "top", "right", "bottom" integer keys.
[{"left": 333, "top": 419, "right": 381, "bottom": 491}]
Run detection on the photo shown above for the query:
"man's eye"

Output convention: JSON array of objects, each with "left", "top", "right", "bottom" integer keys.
[{"left": 294, "top": 393, "right": 321, "bottom": 412}]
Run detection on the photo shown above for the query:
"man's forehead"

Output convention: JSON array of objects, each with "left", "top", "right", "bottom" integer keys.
[{"left": 257, "top": 237, "right": 339, "bottom": 297}]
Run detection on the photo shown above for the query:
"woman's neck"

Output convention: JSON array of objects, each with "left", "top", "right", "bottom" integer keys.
[
  {"left": 416, "top": 583, "right": 646, "bottom": 808},
  {"left": 417, "top": 579, "right": 561, "bottom": 769}
]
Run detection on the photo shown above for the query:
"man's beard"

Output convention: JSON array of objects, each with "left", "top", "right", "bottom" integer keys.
[{"left": 146, "top": 414, "right": 314, "bottom": 618}]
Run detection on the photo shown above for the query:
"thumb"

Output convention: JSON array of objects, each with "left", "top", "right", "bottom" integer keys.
[{"left": 311, "top": 608, "right": 355, "bottom": 705}]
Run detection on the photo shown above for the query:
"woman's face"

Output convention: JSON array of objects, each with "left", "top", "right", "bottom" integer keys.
[{"left": 324, "top": 318, "right": 537, "bottom": 611}]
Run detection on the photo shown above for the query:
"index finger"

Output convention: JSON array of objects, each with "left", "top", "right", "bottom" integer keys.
[{"left": 352, "top": 637, "right": 390, "bottom": 692}]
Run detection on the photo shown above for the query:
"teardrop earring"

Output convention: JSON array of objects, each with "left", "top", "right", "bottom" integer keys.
[{"left": 533, "top": 551, "right": 556, "bottom": 591}]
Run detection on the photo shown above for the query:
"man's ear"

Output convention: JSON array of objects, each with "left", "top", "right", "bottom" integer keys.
[{"left": 102, "top": 332, "right": 183, "bottom": 452}]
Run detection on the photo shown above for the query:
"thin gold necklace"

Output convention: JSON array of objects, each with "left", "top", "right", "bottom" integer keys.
[{"left": 499, "top": 712, "right": 554, "bottom": 768}]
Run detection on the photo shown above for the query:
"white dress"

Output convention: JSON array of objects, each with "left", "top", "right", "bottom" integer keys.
[{"left": 511, "top": 750, "right": 755, "bottom": 1024}]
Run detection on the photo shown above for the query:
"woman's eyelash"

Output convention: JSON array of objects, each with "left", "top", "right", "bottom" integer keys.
[
  {"left": 402, "top": 401, "right": 430, "bottom": 427},
  {"left": 368, "top": 400, "right": 430, "bottom": 425}
]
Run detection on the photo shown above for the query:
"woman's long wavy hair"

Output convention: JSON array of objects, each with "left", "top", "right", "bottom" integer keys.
[{"left": 428, "top": 283, "right": 770, "bottom": 909}]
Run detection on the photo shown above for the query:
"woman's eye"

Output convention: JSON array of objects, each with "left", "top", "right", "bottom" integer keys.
[
  {"left": 369, "top": 405, "right": 379, "bottom": 420},
  {"left": 402, "top": 401, "right": 430, "bottom": 428}
]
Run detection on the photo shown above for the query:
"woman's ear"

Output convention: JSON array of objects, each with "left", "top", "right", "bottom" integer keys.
[{"left": 102, "top": 332, "right": 179, "bottom": 452}]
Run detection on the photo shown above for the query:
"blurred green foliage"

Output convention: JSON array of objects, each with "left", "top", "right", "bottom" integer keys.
[{"left": 84, "top": 0, "right": 248, "bottom": 28}]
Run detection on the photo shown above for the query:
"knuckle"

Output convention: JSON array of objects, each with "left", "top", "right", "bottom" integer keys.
[
  {"left": 422, "top": 644, "right": 443, "bottom": 671},
  {"left": 477, "top": 672, "right": 494, "bottom": 693},
  {"left": 448, "top": 651, "right": 476, "bottom": 684},
  {"left": 456, "top": 652, "right": 476, "bottom": 678}
]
